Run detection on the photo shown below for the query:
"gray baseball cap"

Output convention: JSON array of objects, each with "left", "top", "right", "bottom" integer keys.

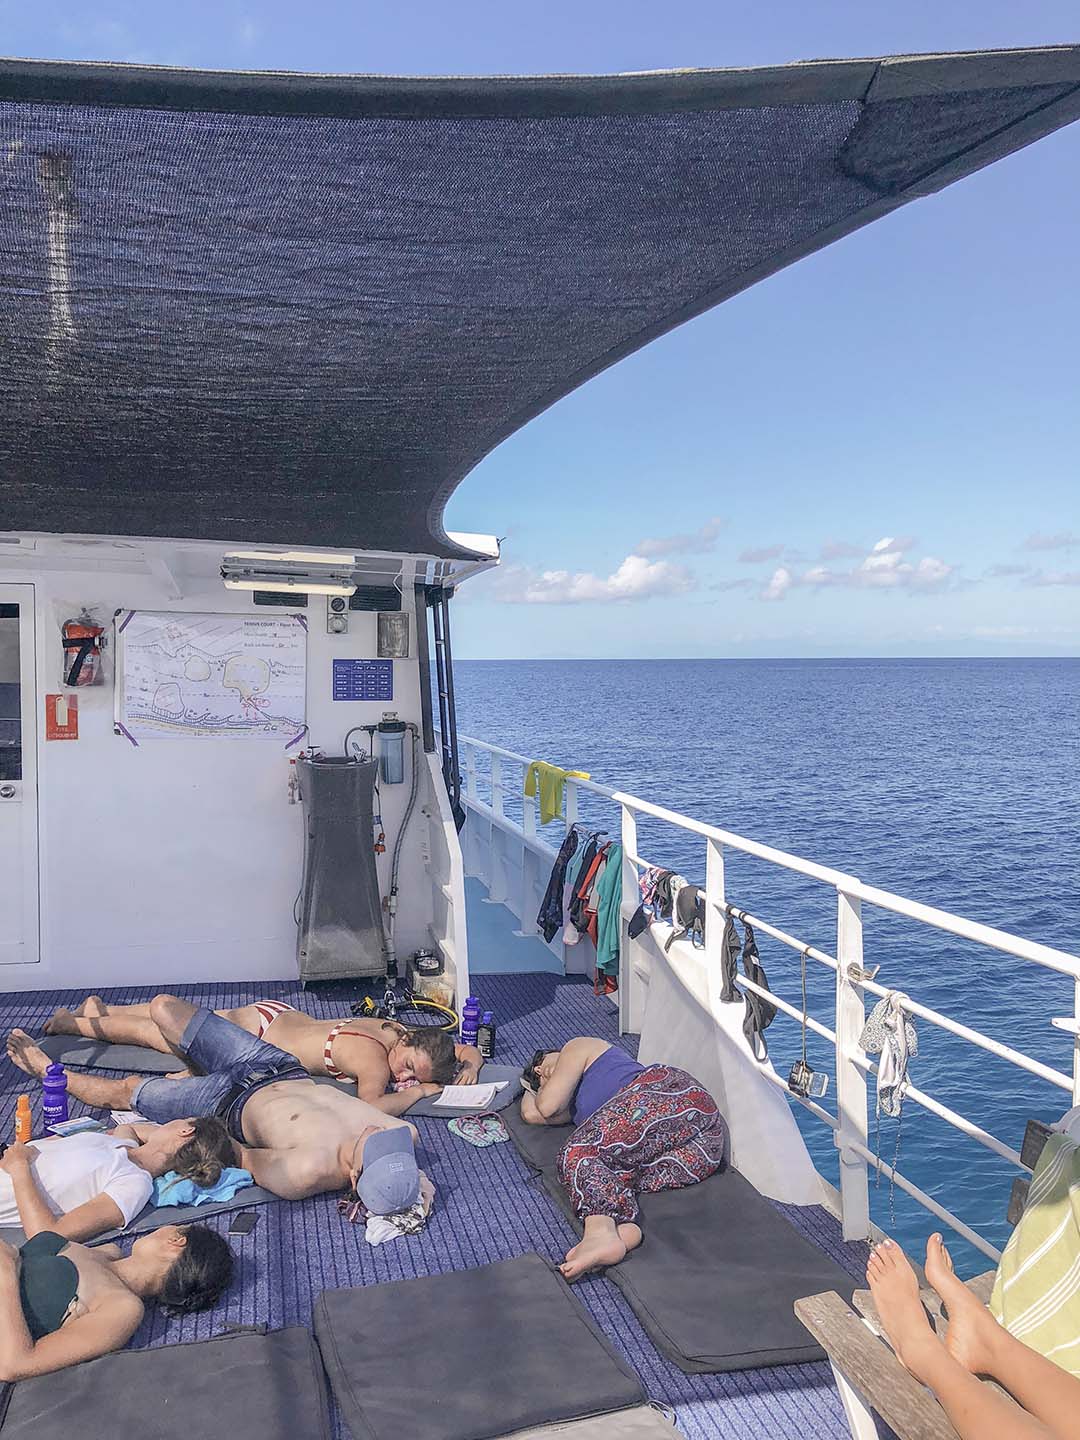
[{"left": 355, "top": 1127, "right": 421, "bottom": 1216}]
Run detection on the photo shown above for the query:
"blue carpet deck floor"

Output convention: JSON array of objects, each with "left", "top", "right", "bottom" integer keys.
[{"left": 0, "top": 973, "right": 868, "bottom": 1440}]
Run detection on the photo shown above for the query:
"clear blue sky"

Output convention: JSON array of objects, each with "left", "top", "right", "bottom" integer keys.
[{"left": 9, "top": 2, "right": 1079, "bottom": 658}]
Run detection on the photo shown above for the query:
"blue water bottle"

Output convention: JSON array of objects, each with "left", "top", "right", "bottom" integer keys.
[
  {"left": 42, "top": 1064, "right": 69, "bottom": 1131},
  {"left": 460, "top": 996, "right": 481, "bottom": 1049}
]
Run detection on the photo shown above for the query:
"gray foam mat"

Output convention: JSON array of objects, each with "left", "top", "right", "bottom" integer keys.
[
  {"left": 0, "top": 1326, "right": 330, "bottom": 1438},
  {"left": 36, "top": 1033, "right": 187, "bottom": 1072},
  {"left": 0, "top": 1184, "right": 278, "bottom": 1249},
  {"left": 314, "top": 1252, "right": 646, "bottom": 1440},
  {"left": 504, "top": 1104, "right": 856, "bottom": 1373}
]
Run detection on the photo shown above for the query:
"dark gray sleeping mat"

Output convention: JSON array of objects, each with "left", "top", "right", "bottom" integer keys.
[
  {"left": 313, "top": 1252, "right": 648, "bottom": 1440},
  {"left": 37, "top": 1033, "right": 187, "bottom": 1072},
  {"left": 0, "top": 1326, "right": 330, "bottom": 1438},
  {"left": 36, "top": 1035, "right": 523, "bottom": 1113},
  {"left": 0, "top": 1184, "right": 279, "bottom": 1249},
  {"left": 504, "top": 1105, "right": 856, "bottom": 1373}
]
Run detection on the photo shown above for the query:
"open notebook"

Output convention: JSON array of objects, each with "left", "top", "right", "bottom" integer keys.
[{"left": 431, "top": 1081, "right": 509, "bottom": 1109}]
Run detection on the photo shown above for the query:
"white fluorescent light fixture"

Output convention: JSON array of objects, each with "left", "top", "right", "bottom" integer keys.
[
  {"left": 221, "top": 548, "right": 358, "bottom": 598},
  {"left": 223, "top": 575, "right": 356, "bottom": 597}
]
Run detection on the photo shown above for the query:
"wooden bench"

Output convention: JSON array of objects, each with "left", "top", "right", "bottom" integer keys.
[{"left": 794, "top": 1119, "right": 1055, "bottom": 1440}]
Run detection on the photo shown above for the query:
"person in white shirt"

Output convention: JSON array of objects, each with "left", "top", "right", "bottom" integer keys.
[{"left": 0, "top": 1117, "right": 235, "bottom": 1241}]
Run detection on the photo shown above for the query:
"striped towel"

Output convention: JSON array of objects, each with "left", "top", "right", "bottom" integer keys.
[{"left": 990, "top": 1134, "right": 1080, "bottom": 1375}]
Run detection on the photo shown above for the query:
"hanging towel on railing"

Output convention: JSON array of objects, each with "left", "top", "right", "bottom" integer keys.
[
  {"left": 523, "top": 760, "right": 591, "bottom": 825},
  {"left": 719, "top": 914, "right": 741, "bottom": 1002},
  {"left": 859, "top": 992, "right": 918, "bottom": 1117},
  {"left": 594, "top": 844, "right": 623, "bottom": 977},
  {"left": 537, "top": 827, "right": 580, "bottom": 943}
]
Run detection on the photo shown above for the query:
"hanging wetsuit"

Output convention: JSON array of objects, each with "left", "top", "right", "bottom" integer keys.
[{"left": 537, "top": 828, "right": 580, "bottom": 943}]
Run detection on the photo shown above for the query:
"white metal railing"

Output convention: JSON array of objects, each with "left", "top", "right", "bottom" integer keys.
[{"left": 458, "top": 732, "right": 1080, "bottom": 1261}]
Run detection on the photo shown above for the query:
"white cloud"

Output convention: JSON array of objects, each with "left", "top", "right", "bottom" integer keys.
[
  {"left": 759, "top": 538, "right": 952, "bottom": 601},
  {"left": 1029, "top": 570, "right": 1080, "bottom": 587},
  {"left": 984, "top": 563, "right": 1032, "bottom": 579},
  {"left": 636, "top": 517, "right": 723, "bottom": 557},
  {"left": 820, "top": 540, "right": 865, "bottom": 561},
  {"left": 738, "top": 543, "right": 785, "bottom": 563},
  {"left": 1021, "top": 532, "right": 1079, "bottom": 552},
  {"left": 491, "top": 554, "right": 696, "bottom": 605},
  {"left": 761, "top": 567, "right": 793, "bottom": 602}
]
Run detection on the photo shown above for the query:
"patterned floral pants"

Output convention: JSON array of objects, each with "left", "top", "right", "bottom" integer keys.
[{"left": 556, "top": 1064, "right": 727, "bottom": 1224}]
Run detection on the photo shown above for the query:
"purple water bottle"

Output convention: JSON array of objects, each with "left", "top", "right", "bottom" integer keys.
[
  {"left": 460, "top": 995, "right": 480, "bottom": 1049},
  {"left": 42, "top": 1064, "right": 69, "bottom": 1131}
]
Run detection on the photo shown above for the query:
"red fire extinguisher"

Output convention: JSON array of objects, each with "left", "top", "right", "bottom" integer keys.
[{"left": 62, "top": 617, "right": 105, "bottom": 687}]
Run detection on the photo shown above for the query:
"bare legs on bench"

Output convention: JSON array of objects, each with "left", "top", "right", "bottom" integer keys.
[{"left": 868, "top": 1235, "right": 1080, "bottom": 1440}]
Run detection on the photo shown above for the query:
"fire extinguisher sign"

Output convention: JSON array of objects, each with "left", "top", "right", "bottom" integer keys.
[{"left": 45, "top": 694, "right": 79, "bottom": 741}]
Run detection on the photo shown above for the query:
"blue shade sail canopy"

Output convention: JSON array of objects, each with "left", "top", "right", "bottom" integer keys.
[{"left": 0, "top": 48, "right": 1077, "bottom": 558}]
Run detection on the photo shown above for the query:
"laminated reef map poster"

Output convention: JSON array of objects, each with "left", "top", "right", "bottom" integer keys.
[{"left": 115, "top": 610, "right": 307, "bottom": 744}]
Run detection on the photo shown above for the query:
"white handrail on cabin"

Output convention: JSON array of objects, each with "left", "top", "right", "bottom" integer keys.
[{"left": 456, "top": 732, "right": 1080, "bottom": 1254}]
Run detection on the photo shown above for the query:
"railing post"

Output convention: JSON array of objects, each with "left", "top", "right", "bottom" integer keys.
[
  {"left": 514, "top": 762, "right": 539, "bottom": 938},
  {"left": 464, "top": 742, "right": 478, "bottom": 802},
  {"left": 619, "top": 803, "right": 641, "bottom": 1034},
  {"left": 490, "top": 754, "right": 504, "bottom": 818},
  {"left": 1073, "top": 977, "right": 1080, "bottom": 1106},
  {"left": 834, "top": 885, "right": 870, "bottom": 1240},
  {"left": 704, "top": 837, "right": 727, "bottom": 1006}
]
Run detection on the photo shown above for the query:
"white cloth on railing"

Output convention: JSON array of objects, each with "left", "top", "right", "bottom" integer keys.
[{"left": 859, "top": 991, "right": 918, "bottom": 1118}]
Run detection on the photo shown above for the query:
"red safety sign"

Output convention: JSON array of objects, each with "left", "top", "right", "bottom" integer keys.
[{"left": 45, "top": 693, "right": 79, "bottom": 741}]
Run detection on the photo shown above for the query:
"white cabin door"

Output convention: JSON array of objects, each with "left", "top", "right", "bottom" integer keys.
[{"left": 0, "top": 586, "right": 39, "bottom": 965}]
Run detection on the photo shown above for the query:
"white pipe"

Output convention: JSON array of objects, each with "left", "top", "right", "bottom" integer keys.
[
  {"left": 458, "top": 731, "right": 1080, "bottom": 978},
  {"left": 851, "top": 1053, "right": 1026, "bottom": 1169},
  {"left": 732, "top": 973, "right": 837, "bottom": 1044},
  {"left": 848, "top": 1141, "right": 1002, "bottom": 1262}
]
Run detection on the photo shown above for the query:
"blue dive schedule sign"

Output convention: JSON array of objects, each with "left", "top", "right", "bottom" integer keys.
[{"left": 333, "top": 659, "right": 393, "bottom": 701}]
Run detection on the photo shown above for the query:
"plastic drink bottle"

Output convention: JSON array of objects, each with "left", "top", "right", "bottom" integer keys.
[
  {"left": 477, "top": 1012, "right": 496, "bottom": 1059},
  {"left": 42, "top": 1064, "right": 69, "bottom": 1130},
  {"left": 14, "top": 1094, "right": 32, "bottom": 1144},
  {"left": 460, "top": 996, "right": 481, "bottom": 1048}
]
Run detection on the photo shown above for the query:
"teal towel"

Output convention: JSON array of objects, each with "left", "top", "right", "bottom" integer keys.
[{"left": 152, "top": 1166, "right": 254, "bottom": 1207}]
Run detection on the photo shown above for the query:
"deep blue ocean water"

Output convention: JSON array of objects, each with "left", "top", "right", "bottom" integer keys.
[{"left": 455, "top": 658, "right": 1080, "bottom": 1274}]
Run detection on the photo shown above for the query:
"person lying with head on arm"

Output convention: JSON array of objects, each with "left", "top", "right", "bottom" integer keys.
[
  {"left": 0, "top": 1113, "right": 234, "bottom": 1243},
  {"left": 9, "top": 995, "right": 426, "bottom": 1215},
  {"left": 867, "top": 1234, "right": 1080, "bottom": 1440},
  {"left": 0, "top": 1136, "right": 233, "bottom": 1380},
  {"left": 520, "top": 1037, "right": 727, "bottom": 1280},
  {"left": 45, "top": 994, "right": 482, "bottom": 1100}
]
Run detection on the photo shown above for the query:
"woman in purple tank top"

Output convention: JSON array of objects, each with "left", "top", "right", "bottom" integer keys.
[{"left": 520, "top": 1037, "right": 726, "bottom": 1280}]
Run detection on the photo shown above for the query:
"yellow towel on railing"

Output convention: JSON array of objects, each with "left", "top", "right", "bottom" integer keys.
[
  {"left": 990, "top": 1133, "right": 1080, "bottom": 1376},
  {"left": 523, "top": 760, "right": 591, "bottom": 825}
]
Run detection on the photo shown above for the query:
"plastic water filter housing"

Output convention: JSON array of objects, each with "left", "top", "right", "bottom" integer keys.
[{"left": 378, "top": 716, "right": 407, "bottom": 784}]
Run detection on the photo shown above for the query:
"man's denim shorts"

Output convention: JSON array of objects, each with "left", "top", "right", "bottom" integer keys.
[{"left": 132, "top": 1008, "right": 308, "bottom": 1142}]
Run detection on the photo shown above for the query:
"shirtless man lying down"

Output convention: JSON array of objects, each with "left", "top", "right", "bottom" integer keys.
[
  {"left": 8, "top": 997, "right": 426, "bottom": 1211},
  {"left": 45, "top": 994, "right": 482, "bottom": 1108}
]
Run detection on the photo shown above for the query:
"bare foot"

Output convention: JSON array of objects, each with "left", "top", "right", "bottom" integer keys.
[
  {"left": 561, "top": 1230, "right": 628, "bottom": 1281},
  {"left": 866, "top": 1239, "right": 942, "bottom": 1382},
  {"left": 165, "top": 1067, "right": 194, "bottom": 1080},
  {"left": 75, "top": 996, "right": 107, "bottom": 1019},
  {"left": 924, "top": 1232, "right": 1002, "bottom": 1376},
  {"left": 617, "top": 1222, "right": 643, "bottom": 1257},
  {"left": 44, "top": 1007, "right": 76, "bottom": 1035},
  {"left": 6, "top": 1028, "right": 51, "bottom": 1080}
]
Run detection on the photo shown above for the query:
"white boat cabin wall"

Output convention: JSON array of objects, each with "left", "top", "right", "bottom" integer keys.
[{"left": 0, "top": 535, "right": 481, "bottom": 998}]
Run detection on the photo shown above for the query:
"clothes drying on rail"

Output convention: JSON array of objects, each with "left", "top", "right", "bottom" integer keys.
[
  {"left": 859, "top": 991, "right": 918, "bottom": 1118},
  {"left": 739, "top": 921, "right": 778, "bottom": 1060},
  {"left": 537, "top": 827, "right": 580, "bottom": 943},
  {"left": 594, "top": 844, "right": 623, "bottom": 979},
  {"left": 523, "top": 760, "right": 591, "bottom": 825},
  {"left": 569, "top": 835, "right": 611, "bottom": 936}
]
